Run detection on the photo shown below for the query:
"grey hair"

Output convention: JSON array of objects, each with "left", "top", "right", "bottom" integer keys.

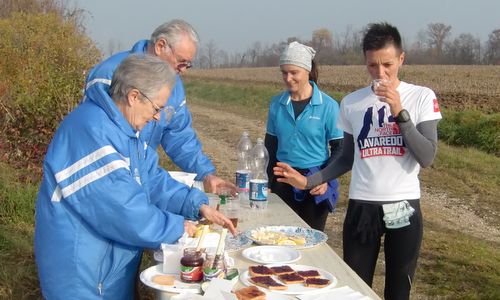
[
  {"left": 110, "top": 54, "right": 176, "bottom": 104},
  {"left": 150, "top": 19, "right": 199, "bottom": 48}
]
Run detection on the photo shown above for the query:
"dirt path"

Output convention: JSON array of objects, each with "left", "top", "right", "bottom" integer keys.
[{"left": 188, "top": 101, "right": 500, "bottom": 298}]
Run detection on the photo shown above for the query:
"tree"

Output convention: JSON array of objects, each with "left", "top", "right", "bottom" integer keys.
[
  {"left": 406, "top": 30, "right": 432, "bottom": 64},
  {"left": 484, "top": 29, "right": 500, "bottom": 64},
  {"left": 106, "top": 38, "right": 122, "bottom": 56},
  {"left": 426, "top": 23, "right": 452, "bottom": 59},
  {"left": 248, "top": 41, "right": 262, "bottom": 66},
  {"left": 333, "top": 25, "right": 363, "bottom": 65},
  {"left": 445, "top": 33, "right": 480, "bottom": 64},
  {"left": 0, "top": 0, "right": 62, "bottom": 18},
  {"left": 310, "top": 28, "right": 334, "bottom": 65},
  {"left": 217, "top": 49, "right": 229, "bottom": 67},
  {"left": 259, "top": 42, "right": 283, "bottom": 66},
  {"left": 200, "top": 40, "right": 219, "bottom": 68},
  {"left": 311, "top": 28, "right": 333, "bottom": 51}
]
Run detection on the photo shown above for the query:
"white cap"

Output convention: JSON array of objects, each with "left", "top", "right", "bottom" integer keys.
[{"left": 279, "top": 41, "right": 316, "bottom": 71}]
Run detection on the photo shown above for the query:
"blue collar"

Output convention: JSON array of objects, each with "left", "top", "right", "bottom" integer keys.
[{"left": 279, "top": 81, "right": 323, "bottom": 106}]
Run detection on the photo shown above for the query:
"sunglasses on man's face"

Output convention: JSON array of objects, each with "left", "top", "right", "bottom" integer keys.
[
  {"left": 176, "top": 61, "right": 192, "bottom": 69},
  {"left": 165, "top": 42, "right": 192, "bottom": 70}
]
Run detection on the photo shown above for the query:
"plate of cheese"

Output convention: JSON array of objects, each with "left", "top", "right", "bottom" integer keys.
[{"left": 244, "top": 226, "right": 328, "bottom": 249}]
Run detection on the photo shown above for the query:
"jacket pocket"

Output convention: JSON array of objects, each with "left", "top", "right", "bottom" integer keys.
[
  {"left": 96, "top": 242, "right": 142, "bottom": 297},
  {"left": 96, "top": 241, "right": 113, "bottom": 296}
]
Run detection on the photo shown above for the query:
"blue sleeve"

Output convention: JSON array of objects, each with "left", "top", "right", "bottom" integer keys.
[
  {"left": 325, "top": 95, "right": 343, "bottom": 140},
  {"left": 73, "top": 169, "right": 186, "bottom": 248},
  {"left": 160, "top": 77, "right": 216, "bottom": 180},
  {"left": 47, "top": 133, "right": 188, "bottom": 249},
  {"left": 145, "top": 146, "right": 208, "bottom": 219}
]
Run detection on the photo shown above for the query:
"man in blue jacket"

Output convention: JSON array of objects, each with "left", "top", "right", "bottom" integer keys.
[
  {"left": 85, "top": 19, "right": 235, "bottom": 194},
  {"left": 35, "top": 54, "right": 236, "bottom": 299}
]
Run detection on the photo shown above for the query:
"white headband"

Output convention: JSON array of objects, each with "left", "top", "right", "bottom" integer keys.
[{"left": 279, "top": 41, "right": 316, "bottom": 71}]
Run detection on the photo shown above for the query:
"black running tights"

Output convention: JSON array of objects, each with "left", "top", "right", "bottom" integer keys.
[{"left": 343, "top": 199, "right": 423, "bottom": 300}]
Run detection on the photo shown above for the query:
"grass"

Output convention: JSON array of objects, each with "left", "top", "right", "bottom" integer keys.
[
  {"left": 184, "top": 79, "right": 280, "bottom": 119},
  {"left": 187, "top": 65, "right": 500, "bottom": 113},
  {"left": 438, "top": 110, "right": 500, "bottom": 155},
  {"left": 185, "top": 77, "right": 500, "bottom": 155},
  {"left": 183, "top": 78, "right": 500, "bottom": 299},
  {"left": 183, "top": 77, "right": 346, "bottom": 130},
  {"left": 1, "top": 78, "right": 499, "bottom": 299},
  {"left": 419, "top": 223, "right": 500, "bottom": 299},
  {"left": 184, "top": 78, "right": 500, "bottom": 222},
  {"left": 0, "top": 163, "right": 40, "bottom": 299},
  {"left": 420, "top": 143, "right": 500, "bottom": 222}
]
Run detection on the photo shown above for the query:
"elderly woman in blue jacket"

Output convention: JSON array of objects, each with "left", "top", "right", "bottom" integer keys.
[{"left": 34, "top": 54, "right": 236, "bottom": 299}]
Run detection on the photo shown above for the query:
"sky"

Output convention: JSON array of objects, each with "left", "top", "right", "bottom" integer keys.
[{"left": 72, "top": 0, "right": 499, "bottom": 55}]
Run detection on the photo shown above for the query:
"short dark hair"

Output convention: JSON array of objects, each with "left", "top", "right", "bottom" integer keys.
[{"left": 362, "top": 22, "right": 402, "bottom": 54}]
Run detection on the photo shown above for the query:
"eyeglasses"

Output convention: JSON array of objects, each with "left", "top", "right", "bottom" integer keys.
[
  {"left": 166, "top": 42, "right": 192, "bottom": 70},
  {"left": 137, "top": 89, "right": 161, "bottom": 114},
  {"left": 134, "top": 88, "right": 175, "bottom": 123}
]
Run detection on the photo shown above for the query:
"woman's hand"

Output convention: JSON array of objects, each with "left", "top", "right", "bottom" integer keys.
[
  {"left": 273, "top": 162, "right": 307, "bottom": 189},
  {"left": 184, "top": 221, "right": 197, "bottom": 237},
  {"left": 204, "top": 174, "right": 237, "bottom": 196},
  {"left": 199, "top": 204, "right": 237, "bottom": 235},
  {"left": 310, "top": 182, "right": 327, "bottom": 196}
]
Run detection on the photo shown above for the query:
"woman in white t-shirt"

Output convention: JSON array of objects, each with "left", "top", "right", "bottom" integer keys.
[{"left": 273, "top": 22, "right": 442, "bottom": 300}]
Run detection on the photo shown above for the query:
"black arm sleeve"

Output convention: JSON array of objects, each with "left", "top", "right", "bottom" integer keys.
[
  {"left": 264, "top": 133, "right": 278, "bottom": 185},
  {"left": 399, "top": 119, "right": 439, "bottom": 168},
  {"left": 306, "top": 133, "right": 354, "bottom": 189},
  {"left": 328, "top": 138, "right": 344, "bottom": 164}
]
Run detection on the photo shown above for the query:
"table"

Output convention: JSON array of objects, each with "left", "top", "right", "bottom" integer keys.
[{"left": 153, "top": 193, "right": 381, "bottom": 299}]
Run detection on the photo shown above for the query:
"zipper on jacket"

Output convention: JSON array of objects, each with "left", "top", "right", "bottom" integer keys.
[
  {"left": 134, "top": 137, "right": 143, "bottom": 186},
  {"left": 97, "top": 241, "right": 112, "bottom": 296},
  {"left": 134, "top": 168, "right": 141, "bottom": 185}
]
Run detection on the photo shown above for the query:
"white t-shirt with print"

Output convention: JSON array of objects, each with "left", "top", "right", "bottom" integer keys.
[{"left": 338, "top": 81, "right": 442, "bottom": 201}]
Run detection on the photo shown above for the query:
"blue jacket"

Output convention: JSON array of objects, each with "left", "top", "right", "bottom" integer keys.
[
  {"left": 84, "top": 40, "right": 215, "bottom": 180},
  {"left": 292, "top": 166, "right": 339, "bottom": 212},
  {"left": 34, "top": 77, "right": 208, "bottom": 299}
]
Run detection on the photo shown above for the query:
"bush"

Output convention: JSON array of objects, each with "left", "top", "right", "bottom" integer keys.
[
  {"left": 0, "top": 12, "right": 101, "bottom": 179},
  {"left": 439, "top": 109, "right": 500, "bottom": 156}
]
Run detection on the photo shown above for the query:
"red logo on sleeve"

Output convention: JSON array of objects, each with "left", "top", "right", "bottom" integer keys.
[{"left": 433, "top": 99, "right": 440, "bottom": 112}]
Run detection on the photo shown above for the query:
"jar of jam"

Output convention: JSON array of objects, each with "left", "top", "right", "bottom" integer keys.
[
  {"left": 180, "top": 248, "right": 204, "bottom": 283},
  {"left": 203, "top": 254, "right": 226, "bottom": 281}
]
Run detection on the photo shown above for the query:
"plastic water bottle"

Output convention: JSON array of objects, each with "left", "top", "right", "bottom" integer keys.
[
  {"left": 249, "top": 137, "right": 269, "bottom": 210},
  {"left": 235, "top": 132, "right": 252, "bottom": 204}
]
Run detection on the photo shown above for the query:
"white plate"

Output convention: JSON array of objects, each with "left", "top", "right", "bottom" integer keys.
[
  {"left": 242, "top": 246, "right": 301, "bottom": 264},
  {"left": 244, "top": 226, "right": 328, "bottom": 249},
  {"left": 240, "top": 264, "right": 337, "bottom": 295},
  {"left": 140, "top": 264, "right": 201, "bottom": 294}
]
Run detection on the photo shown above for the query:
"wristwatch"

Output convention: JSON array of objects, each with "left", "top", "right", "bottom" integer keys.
[{"left": 396, "top": 109, "right": 411, "bottom": 124}]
